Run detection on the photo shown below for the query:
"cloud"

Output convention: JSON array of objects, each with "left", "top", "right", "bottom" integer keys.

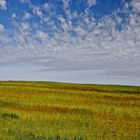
[
  {"left": 62, "top": 0, "right": 73, "bottom": 21},
  {"left": 0, "top": 0, "right": 140, "bottom": 84},
  {"left": 1, "top": 0, "right": 140, "bottom": 59},
  {"left": 20, "top": 0, "right": 30, "bottom": 4},
  {"left": 0, "top": 23, "right": 4, "bottom": 32},
  {"left": 24, "top": 12, "right": 31, "bottom": 20},
  {"left": 12, "top": 13, "right": 16, "bottom": 18},
  {"left": 131, "top": 0, "right": 140, "bottom": 12},
  {"left": 36, "top": 30, "right": 48, "bottom": 41},
  {"left": 0, "top": 0, "right": 7, "bottom": 10},
  {"left": 21, "top": 22, "right": 29, "bottom": 31},
  {"left": 62, "top": 0, "right": 71, "bottom": 9},
  {"left": 87, "top": 0, "right": 96, "bottom": 7},
  {"left": 44, "top": 3, "right": 49, "bottom": 11},
  {"left": 33, "top": 7, "right": 42, "bottom": 17}
]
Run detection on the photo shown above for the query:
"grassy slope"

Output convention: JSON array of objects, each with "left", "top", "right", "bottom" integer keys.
[{"left": 0, "top": 81, "right": 140, "bottom": 140}]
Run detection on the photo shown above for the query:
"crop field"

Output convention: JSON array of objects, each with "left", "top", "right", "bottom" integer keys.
[{"left": 0, "top": 81, "right": 140, "bottom": 140}]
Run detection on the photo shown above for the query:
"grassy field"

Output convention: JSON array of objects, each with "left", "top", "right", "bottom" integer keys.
[{"left": 0, "top": 81, "right": 140, "bottom": 140}]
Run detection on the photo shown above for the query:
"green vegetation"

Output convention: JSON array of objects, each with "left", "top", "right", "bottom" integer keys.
[{"left": 0, "top": 81, "right": 140, "bottom": 140}]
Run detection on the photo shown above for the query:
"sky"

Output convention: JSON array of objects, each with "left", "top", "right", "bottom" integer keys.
[{"left": 0, "top": 0, "right": 140, "bottom": 85}]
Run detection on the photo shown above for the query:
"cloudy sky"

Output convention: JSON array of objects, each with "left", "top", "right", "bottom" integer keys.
[{"left": 0, "top": 0, "right": 140, "bottom": 85}]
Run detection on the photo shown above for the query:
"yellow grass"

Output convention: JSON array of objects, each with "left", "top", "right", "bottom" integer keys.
[{"left": 0, "top": 81, "right": 140, "bottom": 140}]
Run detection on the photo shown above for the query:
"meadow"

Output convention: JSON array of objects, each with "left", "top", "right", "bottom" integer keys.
[{"left": 0, "top": 81, "right": 140, "bottom": 140}]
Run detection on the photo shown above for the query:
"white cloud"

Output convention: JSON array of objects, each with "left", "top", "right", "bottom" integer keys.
[
  {"left": 12, "top": 13, "right": 16, "bottom": 18},
  {"left": 36, "top": 31, "right": 48, "bottom": 41},
  {"left": 33, "top": 7, "right": 42, "bottom": 17},
  {"left": 21, "top": 22, "right": 29, "bottom": 32},
  {"left": 21, "top": 23, "right": 29, "bottom": 30},
  {"left": 1, "top": 0, "right": 140, "bottom": 60},
  {"left": 20, "top": 0, "right": 30, "bottom": 4},
  {"left": 44, "top": 3, "right": 49, "bottom": 11},
  {"left": 19, "top": 0, "right": 32, "bottom": 8},
  {"left": 62, "top": 0, "right": 73, "bottom": 21},
  {"left": 43, "top": 3, "right": 56, "bottom": 17},
  {"left": 131, "top": 0, "right": 140, "bottom": 12},
  {"left": 62, "top": 0, "right": 71, "bottom": 9},
  {"left": 0, "top": 0, "right": 140, "bottom": 85},
  {"left": 87, "top": 0, "right": 96, "bottom": 7},
  {"left": 0, "top": 0, "right": 7, "bottom": 10},
  {"left": 24, "top": 12, "right": 31, "bottom": 20},
  {"left": 0, "top": 23, "right": 4, "bottom": 32}
]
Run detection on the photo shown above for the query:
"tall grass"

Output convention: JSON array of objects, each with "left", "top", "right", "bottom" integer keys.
[{"left": 0, "top": 81, "right": 140, "bottom": 140}]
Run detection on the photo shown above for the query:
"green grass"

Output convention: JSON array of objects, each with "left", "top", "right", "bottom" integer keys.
[{"left": 0, "top": 81, "right": 140, "bottom": 140}]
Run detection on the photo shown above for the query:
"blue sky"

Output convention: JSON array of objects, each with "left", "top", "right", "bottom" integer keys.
[{"left": 0, "top": 0, "right": 140, "bottom": 85}]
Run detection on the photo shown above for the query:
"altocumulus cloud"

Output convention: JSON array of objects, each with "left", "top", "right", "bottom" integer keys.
[
  {"left": 0, "top": 0, "right": 7, "bottom": 10},
  {"left": 0, "top": 23, "right": 4, "bottom": 32},
  {"left": 0, "top": 0, "right": 140, "bottom": 85}
]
